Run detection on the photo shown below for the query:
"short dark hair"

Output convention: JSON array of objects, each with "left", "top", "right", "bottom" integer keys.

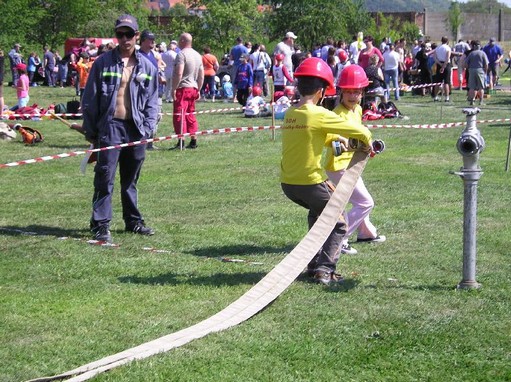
[{"left": 296, "top": 76, "right": 328, "bottom": 96}]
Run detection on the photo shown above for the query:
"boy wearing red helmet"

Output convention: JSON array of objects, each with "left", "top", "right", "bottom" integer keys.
[
  {"left": 280, "top": 58, "right": 372, "bottom": 286},
  {"left": 244, "top": 85, "right": 270, "bottom": 118},
  {"left": 324, "top": 65, "right": 386, "bottom": 256}
]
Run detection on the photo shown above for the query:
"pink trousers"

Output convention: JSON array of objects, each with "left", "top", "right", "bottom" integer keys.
[{"left": 326, "top": 169, "right": 378, "bottom": 243}]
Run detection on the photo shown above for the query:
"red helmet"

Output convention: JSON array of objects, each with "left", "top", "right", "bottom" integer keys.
[
  {"left": 252, "top": 85, "right": 262, "bottom": 96},
  {"left": 294, "top": 57, "right": 335, "bottom": 91},
  {"left": 275, "top": 53, "right": 285, "bottom": 62},
  {"left": 337, "top": 64, "right": 369, "bottom": 89},
  {"left": 284, "top": 86, "right": 295, "bottom": 97},
  {"left": 338, "top": 50, "right": 348, "bottom": 62}
]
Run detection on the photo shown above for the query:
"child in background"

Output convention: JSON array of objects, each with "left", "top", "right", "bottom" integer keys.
[
  {"left": 274, "top": 86, "right": 294, "bottom": 119},
  {"left": 76, "top": 52, "right": 93, "bottom": 100},
  {"left": 221, "top": 74, "right": 234, "bottom": 102},
  {"left": 324, "top": 64, "right": 386, "bottom": 256},
  {"left": 233, "top": 54, "right": 253, "bottom": 106},
  {"left": 280, "top": 57, "right": 372, "bottom": 286},
  {"left": 11, "top": 63, "right": 30, "bottom": 111},
  {"left": 270, "top": 53, "right": 293, "bottom": 93},
  {"left": 244, "top": 85, "right": 270, "bottom": 118}
]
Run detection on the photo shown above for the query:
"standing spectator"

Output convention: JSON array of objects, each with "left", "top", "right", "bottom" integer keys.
[
  {"left": 432, "top": 36, "right": 452, "bottom": 102},
  {"left": 270, "top": 53, "right": 293, "bottom": 94},
  {"left": 233, "top": 53, "right": 253, "bottom": 107},
  {"left": 364, "top": 54, "right": 387, "bottom": 103},
  {"left": 229, "top": 37, "right": 249, "bottom": 93},
  {"left": 482, "top": 37, "right": 503, "bottom": 91},
  {"left": 259, "top": 45, "right": 272, "bottom": 97},
  {"left": 453, "top": 39, "right": 470, "bottom": 90},
  {"left": 43, "top": 45, "right": 56, "bottom": 87},
  {"left": 201, "top": 46, "right": 219, "bottom": 101},
  {"left": 27, "top": 52, "right": 40, "bottom": 87},
  {"left": 326, "top": 64, "right": 385, "bottom": 256},
  {"left": 274, "top": 31, "right": 297, "bottom": 80},
  {"left": 280, "top": 57, "right": 372, "bottom": 285},
  {"left": 11, "top": 63, "right": 30, "bottom": 111},
  {"left": 0, "top": 49, "right": 4, "bottom": 117},
  {"left": 76, "top": 52, "right": 92, "bottom": 99},
  {"left": 358, "top": 36, "right": 383, "bottom": 70},
  {"left": 349, "top": 34, "right": 366, "bottom": 65},
  {"left": 411, "top": 39, "right": 422, "bottom": 63},
  {"left": 380, "top": 37, "right": 389, "bottom": 53},
  {"left": 57, "top": 51, "right": 68, "bottom": 87},
  {"left": 465, "top": 40, "right": 489, "bottom": 106},
  {"left": 139, "top": 29, "right": 166, "bottom": 150},
  {"left": 382, "top": 43, "right": 401, "bottom": 101},
  {"left": 81, "top": 14, "right": 158, "bottom": 243},
  {"left": 172, "top": 32, "right": 204, "bottom": 150},
  {"left": 320, "top": 38, "right": 335, "bottom": 61},
  {"left": 162, "top": 40, "right": 177, "bottom": 103},
  {"left": 396, "top": 38, "right": 406, "bottom": 83},
  {"left": 249, "top": 44, "right": 267, "bottom": 93},
  {"left": 8, "top": 43, "right": 23, "bottom": 86},
  {"left": 415, "top": 42, "right": 433, "bottom": 96}
]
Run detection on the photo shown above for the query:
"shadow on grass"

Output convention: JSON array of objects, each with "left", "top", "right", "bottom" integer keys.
[
  {"left": 119, "top": 271, "right": 266, "bottom": 287},
  {"left": 185, "top": 243, "right": 295, "bottom": 258},
  {"left": 0, "top": 224, "right": 87, "bottom": 238}
]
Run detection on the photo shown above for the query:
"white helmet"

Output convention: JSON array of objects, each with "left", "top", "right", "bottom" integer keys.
[
  {"left": 222, "top": 74, "right": 231, "bottom": 82},
  {"left": 215, "top": 76, "right": 220, "bottom": 83}
]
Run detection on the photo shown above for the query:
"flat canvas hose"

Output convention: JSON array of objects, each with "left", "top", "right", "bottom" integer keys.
[{"left": 28, "top": 150, "right": 370, "bottom": 382}]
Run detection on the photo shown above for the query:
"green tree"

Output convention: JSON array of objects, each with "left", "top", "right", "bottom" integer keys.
[
  {"left": 269, "top": 0, "right": 371, "bottom": 50},
  {"left": 447, "top": 1, "right": 463, "bottom": 41},
  {"left": 184, "top": 0, "right": 264, "bottom": 55}
]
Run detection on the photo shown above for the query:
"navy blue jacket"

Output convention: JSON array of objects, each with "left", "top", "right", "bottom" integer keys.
[{"left": 81, "top": 47, "right": 158, "bottom": 141}]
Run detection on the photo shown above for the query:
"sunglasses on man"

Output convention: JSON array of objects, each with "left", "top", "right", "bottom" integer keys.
[{"left": 115, "top": 30, "right": 136, "bottom": 39}]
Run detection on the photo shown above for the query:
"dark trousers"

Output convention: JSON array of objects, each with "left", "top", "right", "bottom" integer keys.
[
  {"left": 91, "top": 119, "right": 146, "bottom": 227},
  {"left": 281, "top": 181, "right": 346, "bottom": 273},
  {"left": 237, "top": 88, "right": 250, "bottom": 106}
]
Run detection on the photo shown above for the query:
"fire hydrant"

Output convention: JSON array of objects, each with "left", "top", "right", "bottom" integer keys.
[{"left": 452, "top": 108, "right": 485, "bottom": 289}]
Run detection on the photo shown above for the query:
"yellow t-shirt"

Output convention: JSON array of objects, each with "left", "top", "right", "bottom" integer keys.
[
  {"left": 324, "top": 103, "right": 366, "bottom": 172},
  {"left": 280, "top": 104, "right": 371, "bottom": 185}
]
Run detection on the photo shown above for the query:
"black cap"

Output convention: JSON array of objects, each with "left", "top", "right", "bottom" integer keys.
[
  {"left": 141, "top": 30, "right": 155, "bottom": 41},
  {"left": 115, "top": 14, "right": 138, "bottom": 31}
]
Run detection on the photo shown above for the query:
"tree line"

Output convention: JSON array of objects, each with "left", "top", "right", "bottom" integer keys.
[{"left": 0, "top": 0, "right": 422, "bottom": 61}]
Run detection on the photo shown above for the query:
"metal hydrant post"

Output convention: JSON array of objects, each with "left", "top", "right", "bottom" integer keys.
[{"left": 452, "top": 108, "right": 485, "bottom": 290}]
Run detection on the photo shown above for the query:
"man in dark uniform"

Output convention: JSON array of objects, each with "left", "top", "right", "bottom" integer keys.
[{"left": 81, "top": 14, "right": 158, "bottom": 243}]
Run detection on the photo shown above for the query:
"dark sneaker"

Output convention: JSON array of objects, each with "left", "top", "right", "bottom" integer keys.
[
  {"left": 92, "top": 225, "right": 112, "bottom": 243},
  {"left": 126, "top": 221, "right": 155, "bottom": 236},
  {"left": 314, "top": 271, "right": 344, "bottom": 286},
  {"left": 186, "top": 139, "right": 198, "bottom": 149},
  {"left": 171, "top": 139, "right": 185, "bottom": 150}
]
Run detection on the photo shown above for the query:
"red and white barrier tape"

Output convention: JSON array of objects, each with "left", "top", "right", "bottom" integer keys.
[
  {"left": 2, "top": 118, "right": 510, "bottom": 170},
  {"left": 0, "top": 125, "right": 277, "bottom": 169}
]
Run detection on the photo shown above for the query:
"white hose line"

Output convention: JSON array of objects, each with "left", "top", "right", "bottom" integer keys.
[{"left": 27, "top": 151, "right": 369, "bottom": 382}]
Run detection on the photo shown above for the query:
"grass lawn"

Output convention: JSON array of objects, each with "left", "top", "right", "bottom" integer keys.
[{"left": 0, "top": 80, "right": 510, "bottom": 382}]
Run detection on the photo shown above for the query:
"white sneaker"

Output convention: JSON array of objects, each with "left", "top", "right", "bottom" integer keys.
[
  {"left": 356, "top": 235, "right": 386, "bottom": 243},
  {"left": 341, "top": 244, "right": 358, "bottom": 255}
]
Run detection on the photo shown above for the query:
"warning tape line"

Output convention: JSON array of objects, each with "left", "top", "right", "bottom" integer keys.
[
  {"left": 0, "top": 126, "right": 276, "bottom": 169},
  {"left": 2, "top": 118, "right": 509, "bottom": 169}
]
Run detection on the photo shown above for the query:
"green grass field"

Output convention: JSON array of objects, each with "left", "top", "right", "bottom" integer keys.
[{"left": 1, "top": 82, "right": 510, "bottom": 382}]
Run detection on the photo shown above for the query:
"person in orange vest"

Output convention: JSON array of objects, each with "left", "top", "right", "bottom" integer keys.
[{"left": 76, "top": 52, "right": 93, "bottom": 100}]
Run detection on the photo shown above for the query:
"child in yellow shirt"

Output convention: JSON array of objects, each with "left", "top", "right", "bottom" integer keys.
[
  {"left": 280, "top": 58, "right": 372, "bottom": 286},
  {"left": 324, "top": 65, "right": 386, "bottom": 256}
]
